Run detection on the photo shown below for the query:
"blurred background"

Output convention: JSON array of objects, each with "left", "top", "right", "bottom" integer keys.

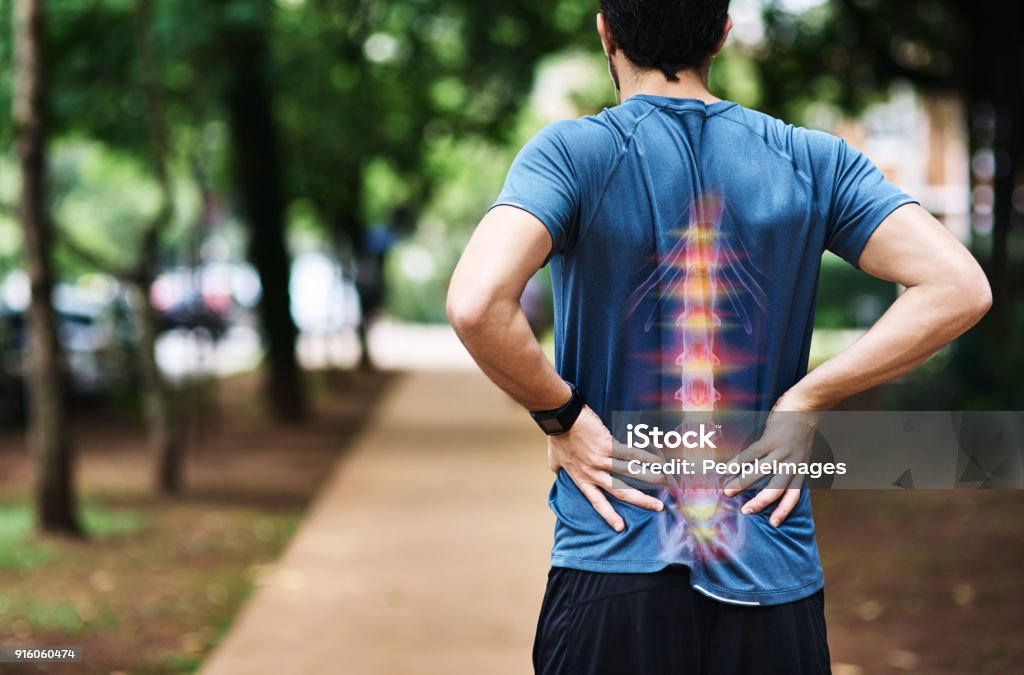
[{"left": 0, "top": 0, "right": 1021, "bottom": 673}]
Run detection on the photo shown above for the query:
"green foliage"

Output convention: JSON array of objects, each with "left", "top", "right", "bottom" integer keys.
[
  {"left": 46, "top": 0, "right": 147, "bottom": 150},
  {"left": 0, "top": 500, "right": 148, "bottom": 571},
  {"left": 50, "top": 138, "right": 163, "bottom": 266},
  {"left": 384, "top": 131, "right": 520, "bottom": 321},
  {"left": 0, "top": 0, "right": 603, "bottom": 318},
  {"left": 708, "top": 46, "right": 761, "bottom": 109},
  {"left": 0, "top": 157, "right": 23, "bottom": 272},
  {"left": 0, "top": 0, "right": 12, "bottom": 147},
  {"left": 263, "top": 1, "right": 600, "bottom": 319},
  {"left": 746, "top": 0, "right": 969, "bottom": 125},
  {"left": 273, "top": 0, "right": 596, "bottom": 232}
]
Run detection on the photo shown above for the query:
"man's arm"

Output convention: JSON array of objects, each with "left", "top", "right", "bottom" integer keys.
[
  {"left": 446, "top": 206, "right": 570, "bottom": 411},
  {"left": 779, "top": 203, "right": 991, "bottom": 411},
  {"left": 727, "top": 204, "right": 992, "bottom": 522},
  {"left": 447, "top": 205, "right": 663, "bottom": 532}
]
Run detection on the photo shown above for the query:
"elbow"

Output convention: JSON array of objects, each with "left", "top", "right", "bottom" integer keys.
[
  {"left": 954, "top": 265, "right": 992, "bottom": 326},
  {"left": 446, "top": 286, "right": 491, "bottom": 337},
  {"left": 971, "top": 276, "right": 993, "bottom": 322},
  {"left": 966, "top": 266, "right": 992, "bottom": 321}
]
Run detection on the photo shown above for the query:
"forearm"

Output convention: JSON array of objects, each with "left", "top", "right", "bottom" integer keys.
[
  {"left": 783, "top": 281, "right": 988, "bottom": 410},
  {"left": 449, "top": 295, "right": 570, "bottom": 411}
]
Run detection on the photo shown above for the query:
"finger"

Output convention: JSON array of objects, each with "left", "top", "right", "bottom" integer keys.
[
  {"left": 611, "top": 458, "right": 668, "bottom": 487},
  {"left": 723, "top": 448, "right": 787, "bottom": 495},
  {"left": 769, "top": 489, "right": 802, "bottom": 527},
  {"left": 740, "top": 488, "right": 785, "bottom": 515},
  {"left": 741, "top": 488, "right": 783, "bottom": 515},
  {"left": 737, "top": 471, "right": 795, "bottom": 515},
  {"left": 611, "top": 441, "right": 667, "bottom": 464},
  {"left": 722, "top": 463, "right": 766, "bottom": 496},
  {"left": 726, "top": 436, "right": 773, "bottom": 466},
  {"left": 580, "top": 483, "right": 625, "bottom": 532},
  {"left": 608, "top": 485, "right": 665, "bottom": 512}
]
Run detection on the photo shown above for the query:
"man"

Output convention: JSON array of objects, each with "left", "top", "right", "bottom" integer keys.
[{"left": 447, "top": 1, "right": 991, "bottom": 673}]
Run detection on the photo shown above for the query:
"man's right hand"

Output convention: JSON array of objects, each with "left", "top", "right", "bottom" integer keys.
[{"left": 547, "top": 405, "right": 664, "bottom": 532}]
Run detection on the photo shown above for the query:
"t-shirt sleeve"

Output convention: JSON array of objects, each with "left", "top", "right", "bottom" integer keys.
[
  {"left": 490, "top": 123, "right": 580, "bottom": 262},
  {"left": 825, "top": 138, "right": 918, "bottom": 267}
]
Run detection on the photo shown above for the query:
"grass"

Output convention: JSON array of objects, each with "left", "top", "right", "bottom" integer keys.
[{"left": 0, "top": 501, "right": 148, "bottom": 571}]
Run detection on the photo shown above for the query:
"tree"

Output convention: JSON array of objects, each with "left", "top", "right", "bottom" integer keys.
[
  {"left": 43, "top": 0, "right": 309, "bottom": 423},
  {"left": 41, "top": 0, "right": 307, "bottom": 422},
  {"left": 10, "top": 0, "right": 603, "bottom": 426},
  {"left": 58, "top": 0, "right": 184, "bottom": 493},
  {"left": 11, "top": 0, "right": 81, "bottom": 535},
  {"left": 132, "top": 0, "right": 182, "bottom": 493},
  {"left": 219, "top": 0, "right": 306, "bottom": 421},
  {"left": 34, "top": 0, "right": 185, "bottom": 493}
]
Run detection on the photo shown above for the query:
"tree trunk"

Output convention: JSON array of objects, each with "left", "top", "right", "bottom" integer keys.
[
  {"left": 331, "top": 208, "right": 372, "bottom": 370},
  {"left": 12, "top": 0, "right": 81, "bottom": 536},
  {"left": 222, "top": 10, "right": 306, "bottom": 421},
  {"left": 966, "top": 1, "right": 1018, "bottom": 335},
  {"left": 134, "top": 0, "right": 184, "bottom": 493},
  {"left": 134, "top": 279, "right": 182, "bottom": 493}
]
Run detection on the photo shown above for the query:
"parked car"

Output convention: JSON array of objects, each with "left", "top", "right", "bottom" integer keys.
[{"left": 0, "top": 288, "right": 136, "bottom": 427}]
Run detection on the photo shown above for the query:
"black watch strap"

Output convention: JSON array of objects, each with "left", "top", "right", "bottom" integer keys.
[{"left": 530, "top": 384, "right": 585, "bottom": 435}]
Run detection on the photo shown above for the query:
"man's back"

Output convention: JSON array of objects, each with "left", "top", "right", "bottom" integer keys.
[{"left": 492, "top": 95, "right": 916, "bottom": 604}]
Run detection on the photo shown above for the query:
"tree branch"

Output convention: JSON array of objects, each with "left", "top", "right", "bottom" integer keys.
[
  {"left": 130, "top": 203, "right": 173, "bottom": 283},
  {"left": 58, "top": 231, "right": 135, "bottom": 281},
  {"left": 128, "top": 0, "right": 176, "bottom": 286}
]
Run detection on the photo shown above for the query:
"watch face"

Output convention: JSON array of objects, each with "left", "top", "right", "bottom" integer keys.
[{"left": 539, "top": 418, "right": 564, "bottom": 434}]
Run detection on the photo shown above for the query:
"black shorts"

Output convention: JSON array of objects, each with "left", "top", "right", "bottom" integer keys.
[{"left": 533, "top": 566, "right": 831, "bottom": 675}]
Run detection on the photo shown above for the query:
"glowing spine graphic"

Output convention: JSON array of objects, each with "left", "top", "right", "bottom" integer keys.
[
  {"left": 659, "top": 198, "right": 744, "bottom": 562},
  {"left": 629, "top": 194, "right": 764, "bottom": 562},
  {"left": 675, "top": 215, "right": 721, "bottom": 413},
  {"left": 672, "top": 204, "right": 730, "bottom": 554}
]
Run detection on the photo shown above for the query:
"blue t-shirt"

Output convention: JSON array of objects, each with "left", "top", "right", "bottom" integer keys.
[{"left": 491, "top": 94, "right": 917, "bottom": 606}]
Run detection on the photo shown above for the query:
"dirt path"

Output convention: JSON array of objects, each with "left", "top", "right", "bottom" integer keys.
[{"left": 199, "top": 370, "right": 554, "bottom": 675}]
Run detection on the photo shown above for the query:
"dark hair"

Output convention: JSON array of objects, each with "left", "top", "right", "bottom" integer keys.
[{"left": 599, "top": 0, "right": 731, "bottom": 81}]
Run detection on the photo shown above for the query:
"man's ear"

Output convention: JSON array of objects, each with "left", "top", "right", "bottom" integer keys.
[
  {"left": 596, "top": 12, "right": 615, "bottom": 57},
  {"left": 712, "top": 15, "right": 733, "bottom": 57}
]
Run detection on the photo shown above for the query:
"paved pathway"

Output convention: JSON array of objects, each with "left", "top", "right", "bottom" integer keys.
[{"left": 200, "top": 370, "right": 554, "bottom": 675}]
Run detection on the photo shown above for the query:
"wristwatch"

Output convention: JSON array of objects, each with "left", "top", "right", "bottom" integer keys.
[{"left": 530, "top": 384, "right": 586, "bottom": 435}]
